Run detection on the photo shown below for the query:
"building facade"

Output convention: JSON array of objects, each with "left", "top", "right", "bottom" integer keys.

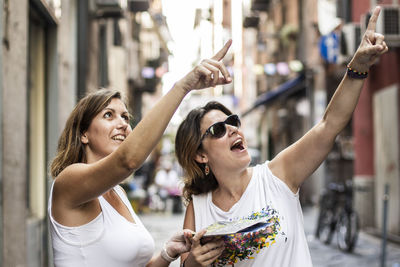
[
  {"left": 1, "top": 0, "right": 67, "bottom": 265},
  {"left": 239, "top": 0, "right": 325, "bottom": 205},
  {"left": 0, "top": 0, "right": 168, "bottom": 265},
  {"left": 351, "top": 0, "right": 400, "bottom": 237}
]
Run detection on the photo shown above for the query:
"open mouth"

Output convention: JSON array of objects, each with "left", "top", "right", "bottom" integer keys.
[
  {"left": 112, "top": 135, "right": 125, "bottom": 141},
  {"left": 230, "top": 139, "right": 245, "bottom": 151}
]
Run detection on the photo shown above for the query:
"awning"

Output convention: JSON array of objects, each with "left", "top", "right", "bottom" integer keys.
[{"left": 242, "top": 73, "right": 306, "bottom": 116}]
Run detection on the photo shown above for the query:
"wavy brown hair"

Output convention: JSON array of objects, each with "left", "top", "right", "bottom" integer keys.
[
  {"left": 175, "top": 101, "right": 233, "bottom": 204},
  {"left": 50, "top": 89, "right": 126, "bottom": 178}
]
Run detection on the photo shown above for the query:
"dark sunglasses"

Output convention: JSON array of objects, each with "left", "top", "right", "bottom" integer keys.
[{"left": 200, "top": 114, "right": 241, "bottom": 142}]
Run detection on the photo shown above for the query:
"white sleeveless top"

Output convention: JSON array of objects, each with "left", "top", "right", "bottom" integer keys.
[
  {"left": 48, "top": 183, "right": 155, "bottom": 267},
  {"left": 192, "top": 161, "right": 312, "bottom": 267}
]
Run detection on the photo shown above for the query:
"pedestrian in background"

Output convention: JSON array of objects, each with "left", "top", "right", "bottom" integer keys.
[
  {"left": 155, "top": 157, "right": 183, "bottom": 213},
  {"left": 174, "top": 6, "right": 388, "bottom": 267},
  {"left": 47, "top": 40, "right": 233, "bottom": 267}
]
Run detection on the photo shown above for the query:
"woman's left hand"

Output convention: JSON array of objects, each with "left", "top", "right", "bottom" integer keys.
[
  {"left": 164, "top": 229, "right": 194, "bottom": 258},
  {"left": 184, "top": 229, "right": 225, "bottom": 267},
  {"left": 349, "top": 6, "right": 389, "bottom": 72}
]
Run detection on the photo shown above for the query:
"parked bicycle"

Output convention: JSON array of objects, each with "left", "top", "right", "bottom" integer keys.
[{"left": 315, "top": 180, "right": 360, "bottom": 252}]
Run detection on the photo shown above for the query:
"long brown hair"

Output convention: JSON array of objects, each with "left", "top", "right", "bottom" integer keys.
[
  {"left": 50, "top": 89, "right": 124, "bottom": 178},
  {"left": 175, "top": 101, "right": 232, "bottom": 204}
]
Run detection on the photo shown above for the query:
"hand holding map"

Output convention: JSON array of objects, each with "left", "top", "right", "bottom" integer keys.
[{"left": 202, "top": 207, "right": 283, "bottom": 266}]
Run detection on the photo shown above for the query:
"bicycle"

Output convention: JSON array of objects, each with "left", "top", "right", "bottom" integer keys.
[{"left": 315, "top": 180, "right": 360, "bottom": 252}]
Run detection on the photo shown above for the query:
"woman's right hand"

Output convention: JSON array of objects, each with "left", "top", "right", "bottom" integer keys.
[
  {"left": 348, "top": 6, "right": 388, "bottom": 73},
  {"left": 176, "top": 40, "right": 233, "bottom": 93},
  {"left": 184, "top": 229, "right": 225, "bottom": 267}
]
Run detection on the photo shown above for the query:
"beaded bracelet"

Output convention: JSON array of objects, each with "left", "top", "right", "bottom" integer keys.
[
  {"left": 161, "top": 244, "right": 179, "bottom": 262},
  {"left": 347, "top": 65, "right": 368, "bottom": 79}
]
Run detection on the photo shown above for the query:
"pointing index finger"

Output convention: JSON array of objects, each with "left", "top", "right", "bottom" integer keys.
[
  {"left": 366, "top": 6, "right": 381, "bottom": 32},
  {"left": 211, "top": 39, "right": 232, "bottom": 61}
]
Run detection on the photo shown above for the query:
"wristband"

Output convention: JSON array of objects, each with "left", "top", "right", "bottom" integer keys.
[
  {"left": 346, "top": 65, "right": 368, "bottom": 79},
  {"left": 161, "top": 244, "right": 179, "bottom": 262}
]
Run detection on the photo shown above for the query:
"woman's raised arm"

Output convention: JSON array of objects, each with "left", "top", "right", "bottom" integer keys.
[
  {"left": 56, "top": 40, "right": 233, "bottom": 207},
  {"left": 269, "top": 7, "right": 388, "bottom": 192}
]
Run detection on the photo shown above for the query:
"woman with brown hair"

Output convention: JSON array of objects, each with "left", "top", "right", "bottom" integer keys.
[
  {"left": 48, "top": 41, "right": 232, "bottom": 267},
  {"left": 175, "top": 7, "right": 388, "bottom": 267}
]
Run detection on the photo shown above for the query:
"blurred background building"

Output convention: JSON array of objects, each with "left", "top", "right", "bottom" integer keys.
[{"left": 0, "top": 0, "right": 399, "bottom": 266}]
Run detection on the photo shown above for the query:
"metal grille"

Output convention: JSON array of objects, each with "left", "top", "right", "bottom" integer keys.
[{"left": 383, "top": 8, "right": 400, "bottom": 35}]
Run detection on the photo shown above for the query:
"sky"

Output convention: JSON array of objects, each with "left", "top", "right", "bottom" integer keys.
[{"left": 161, "top": 0, "right": 197, "bottom": 93}]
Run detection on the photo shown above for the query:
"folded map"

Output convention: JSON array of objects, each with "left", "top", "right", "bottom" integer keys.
[{"left": 202, "top": 207, "right": 283, "bottom": 266}]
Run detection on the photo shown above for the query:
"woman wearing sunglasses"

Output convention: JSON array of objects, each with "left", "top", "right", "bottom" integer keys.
[
  {"left": 47, "top": 40, "right": 233, "bottom": 267},
  {"left": 175, "top": 6, "right": 388, "bottom": 267}
]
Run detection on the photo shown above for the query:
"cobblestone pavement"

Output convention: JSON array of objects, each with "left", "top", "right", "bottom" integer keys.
[
  {"left": 303, "top": 206, "right": 400, "bottom": 267},
  {"left": 140, "top": 207, "right": 400, "bottom": 267}
]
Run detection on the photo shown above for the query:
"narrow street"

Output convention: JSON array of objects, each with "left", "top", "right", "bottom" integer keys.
[
  {"left": 141, "top": 207, "right": 400, "bottom": 267},
  {"left": 2, "top": 1, "right": 400, "bottom": 266}
]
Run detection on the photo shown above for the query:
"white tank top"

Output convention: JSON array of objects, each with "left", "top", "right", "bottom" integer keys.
[
  {"left": 192, "top": 161, "right": 313, "bottom": 267},
  {"left": 48, "top": 183, "right": 155, "bottom": 267}
]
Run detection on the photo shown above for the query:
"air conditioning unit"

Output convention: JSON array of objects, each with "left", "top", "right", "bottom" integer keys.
[
  {"left": 361, "top": 6, "right": 400, "bottom": 47},
  {"left": 251, "top": 0, "right": 270, "bottom": 11},
  {"left": 339, "top": 23, "right": 361, "bottom": 63},
  {"left": 243, "top": 16, "right": 260, "bottom": 28},
  {"left": 95, "top": 0, "right": 124, "bottom": 18},
  {"left": 128, "top": 0, "right": 149, "bottom": 12}
]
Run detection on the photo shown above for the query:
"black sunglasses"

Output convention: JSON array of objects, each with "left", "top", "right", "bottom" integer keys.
[{"left": 200, "top": 114, "right": 241, "bottom": 142}]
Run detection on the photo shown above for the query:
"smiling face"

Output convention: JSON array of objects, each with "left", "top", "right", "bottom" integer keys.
[
  {"left": 81, "top": 98, "right": 132, "bottom": 163},
  {"left": 197, "top": 109, "right": 251, "bottom": 174}
]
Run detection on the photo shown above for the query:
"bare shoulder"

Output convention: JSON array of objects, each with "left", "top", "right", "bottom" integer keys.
[
  {"left": 52, "top": 163, "right": 87, "bottom": 198},
  {"left": 55, "top": 162, "right": 89, "bottom": 181},
  {"left": 52, "top": 163, "right": 97, "bottom": 211},
  {"left": 51, "top": 173, "right": 101, "bottom": 227}
]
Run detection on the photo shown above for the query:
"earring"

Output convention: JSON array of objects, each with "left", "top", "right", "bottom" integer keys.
[{"left": 204, "top": 164, "right": 210, "bottom": 176}]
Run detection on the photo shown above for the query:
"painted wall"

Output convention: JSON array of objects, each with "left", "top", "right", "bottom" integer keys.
[
  {"left": 352, "top": 0, "right": 400, "bottom": 233},
  {"left": 1, "top": 0, "right": 29, "bottom": 265}
]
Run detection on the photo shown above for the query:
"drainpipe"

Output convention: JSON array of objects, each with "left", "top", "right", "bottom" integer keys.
[{"left": 77, "top": 0, "right": 89, "bottom": 99}]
